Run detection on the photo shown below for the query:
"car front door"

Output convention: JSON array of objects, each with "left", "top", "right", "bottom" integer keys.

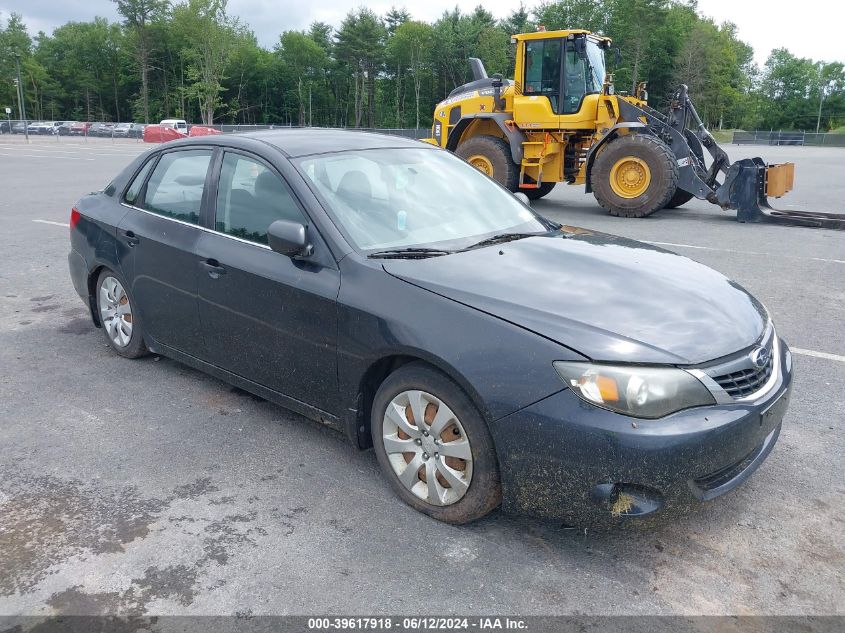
[
  {"left": 117, "top": 148, "right": 213, "bottom": 357},
  {"left": 195, "top": 149, "right": 340, "bottom": 410}
]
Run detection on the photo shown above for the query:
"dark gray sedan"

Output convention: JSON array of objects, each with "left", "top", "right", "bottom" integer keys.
[{"left": 68, "top": 130, "right": 792, "bottom": 524}]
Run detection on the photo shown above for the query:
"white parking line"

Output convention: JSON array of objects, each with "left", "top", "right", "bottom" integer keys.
[
  {"left": 0, "top": 145, "right": 101, "bottom": 155},
  {"left": 32, "top": 219, "right": 70, "bottom": 227},
  {"left": 791, "top": 348, "right": 845, "bottom": 363},
  {"left": 0, "top": 151, "right": 95, "bottom": 161},
  {"left": 0, "top": 145, "right": 142, "bottom": 157},
  {"left": 646, "top": 241, "right": 845, "bottom": 265}
]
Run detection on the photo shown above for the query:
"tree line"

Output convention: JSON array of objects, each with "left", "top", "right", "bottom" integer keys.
[{"left": 0, "top": 0, "right": 843, "bottom": 132}]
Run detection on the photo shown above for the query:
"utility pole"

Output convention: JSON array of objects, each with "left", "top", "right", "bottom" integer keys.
[
  {"left": 309, "top": 85, "right": 312, "bottom": 127},
  {"left": 815, "top": 65, "right": 826, "bottom": 134},
  {"left": 14, "top": 52, "right": 29, "bottom": 142}
]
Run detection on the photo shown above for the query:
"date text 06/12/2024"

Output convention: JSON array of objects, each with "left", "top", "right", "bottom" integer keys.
[{"left": 307, "top": 617, "right": 528, "bottom": 630}]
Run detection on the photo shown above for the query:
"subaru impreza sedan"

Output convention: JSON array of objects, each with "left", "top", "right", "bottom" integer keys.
[{"left": 68, "top": 130, "right": 792, "bottom": 524}]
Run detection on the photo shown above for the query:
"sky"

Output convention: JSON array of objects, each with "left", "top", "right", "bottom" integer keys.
[{"left": 1, "top": 0, "right": 843, "bottom": 67}]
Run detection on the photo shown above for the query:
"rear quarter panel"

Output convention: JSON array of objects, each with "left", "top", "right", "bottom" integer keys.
[{"left": 71, "top": 154, "right": 150, "bottom": 318}]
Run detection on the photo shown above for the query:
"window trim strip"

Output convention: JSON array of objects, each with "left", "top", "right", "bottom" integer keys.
[{"left": 119, "top": 202, "right": 272, "bottom": 251}]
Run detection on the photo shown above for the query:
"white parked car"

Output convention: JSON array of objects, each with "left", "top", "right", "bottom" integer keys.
[{"left": 159, "top": 119, "right": 188, "bottom": 135}]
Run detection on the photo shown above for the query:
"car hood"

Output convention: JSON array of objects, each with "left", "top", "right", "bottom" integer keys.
[{"left": 382, "top": 228, "right": 767, "bottom": 365}]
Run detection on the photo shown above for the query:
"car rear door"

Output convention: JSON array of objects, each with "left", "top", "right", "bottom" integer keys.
[
  {"left": 117, "top": 147, "right": 214, "bottom": 357},
  {"left": 195, "top": 149, "right": 340, "bottom": 410}
]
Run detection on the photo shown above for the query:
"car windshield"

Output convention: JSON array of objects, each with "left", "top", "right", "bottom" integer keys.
[{"left": 296, "top": 147, "right": 552, "bottom": 252}]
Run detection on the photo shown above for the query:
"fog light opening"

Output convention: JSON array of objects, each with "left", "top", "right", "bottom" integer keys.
[{"left": 589, "top": 482, "right": 665, "bottom": 517}]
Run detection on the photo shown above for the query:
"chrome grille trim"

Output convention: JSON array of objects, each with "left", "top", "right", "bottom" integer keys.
[{"left": 686, "top": 322, "right": 780, "bottom": 404}]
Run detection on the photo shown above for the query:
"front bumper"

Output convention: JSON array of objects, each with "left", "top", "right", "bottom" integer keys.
[{"left": 491, "top": 338, "right": 793, "bottom": 524}]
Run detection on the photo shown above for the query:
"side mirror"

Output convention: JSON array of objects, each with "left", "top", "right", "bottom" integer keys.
[
  {"left": 514, "top": 192, "right": 530, "bottom": 206},
  {"left": 574, "top": 37, "right": 587, "bottom": 59},
  {"left": 267, "top": 220, "right": 312, "bottom": 258}
]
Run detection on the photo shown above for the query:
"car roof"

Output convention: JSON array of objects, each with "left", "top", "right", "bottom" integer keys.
[
  {"left": 152, "top": 129, "right": 432, "bottom": 160},
  {"left": 239, "top": 128, "right": 427, "bottom": 157}
]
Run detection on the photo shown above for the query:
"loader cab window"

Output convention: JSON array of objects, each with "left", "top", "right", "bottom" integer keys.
[
  {"left": 562, "top": 38, "right": 606, "bottom": 114},
  {"left": 524, "top": 39, "right": 562, "bottom": 111},
  {"left": 563, "top": 41, "right": 587, "bottom": 114}
]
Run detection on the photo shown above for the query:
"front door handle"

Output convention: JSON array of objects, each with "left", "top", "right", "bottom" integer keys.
[
  {"left": 122, "top": 230, "right": 139, "bottom": 247},
  {"left": 201, "top": 259, "right": 227, "bottom": 279}
]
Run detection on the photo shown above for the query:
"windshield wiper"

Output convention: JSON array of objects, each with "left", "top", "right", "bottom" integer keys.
[
  {"left": 367, "top": 247, "right": 452, "bottom": 259},
  {"left": 461, "top": 232, "right": 540, "bottom": 250}
]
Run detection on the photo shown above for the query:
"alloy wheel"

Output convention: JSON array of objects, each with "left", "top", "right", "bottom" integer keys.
[
  {"left": 382, "top": 390, "right": 473, "bottom": 506},
  {"left": 99, "top": 276, "right": 133, "bottom": 348}
]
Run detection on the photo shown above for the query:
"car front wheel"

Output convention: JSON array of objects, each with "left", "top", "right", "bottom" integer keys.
[{"left": 371, "top": 363, "right": 501, "bottom": 524}]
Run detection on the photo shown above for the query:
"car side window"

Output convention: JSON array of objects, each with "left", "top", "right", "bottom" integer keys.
[
  {"left": 141, "top": 150, "right": 212, "bottom": 225},
  {"left": 215, "top": 152, "right": 306, "bottom": 245},
  {"left": 124, "top": 158, "right": 155, "bottom": 205}
]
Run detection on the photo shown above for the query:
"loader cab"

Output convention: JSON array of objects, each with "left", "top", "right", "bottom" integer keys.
[{"left": 514, "top": 30, "right": 609, "bottom": 130}]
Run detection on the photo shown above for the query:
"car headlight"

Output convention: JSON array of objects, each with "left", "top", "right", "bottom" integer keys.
[{"left": 553, "top": 362, "right": 715, "bottom": 419}]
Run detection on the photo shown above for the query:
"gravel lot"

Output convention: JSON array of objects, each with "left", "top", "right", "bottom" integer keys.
[{"left": 0, "top": 136, "right": 842, "bottom": 617}]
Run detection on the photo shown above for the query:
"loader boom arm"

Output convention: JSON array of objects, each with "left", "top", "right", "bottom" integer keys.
[{"left": 612, "top": 86, "right": 845, "bottom": 228}]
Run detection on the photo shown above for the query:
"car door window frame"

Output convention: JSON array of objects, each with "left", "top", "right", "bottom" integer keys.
[
  {"left": 209, "top": 149, "right": 308, "bottom": 248},
  {"left": 120, "top": 146, "right": 217, "bottom": 230},
  {"left": 121, "top": 155, "right": 158, "bottom": 205},
  {"left": 207, "top": 148, "right": 325, "bottom": 251},
  {"left": 120, "top": 153, "right": 161, "bottom": 206},
  {"left": 123, "top": 144, "right": 339, "bottom": 269}
]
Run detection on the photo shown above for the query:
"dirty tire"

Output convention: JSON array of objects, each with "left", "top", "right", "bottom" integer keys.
[
  {"left": 371, "top": 362, "right": 501, "bottom": 524},
  {"left": 95, "top": 268, "right": 147, "bottom": 359},
  {"left": 523, "top": 180, "right": 556, "bottom": 200},
  {"left": 591, "top": 134, "right": 678, "bottom": 217},
  {"left": 456, "top": 135, "right": 519, "bottom": 192},
  {"left": 665, "top": 188, "right": 694, "bottom": 209}
]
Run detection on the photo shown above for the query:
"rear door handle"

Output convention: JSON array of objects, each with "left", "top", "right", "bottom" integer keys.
[
  {"left": 201, "top": 259, "right": 227, "bottom": 279},
  {"left": 122, "top": 230, "right": 139, "bottom": 247}
]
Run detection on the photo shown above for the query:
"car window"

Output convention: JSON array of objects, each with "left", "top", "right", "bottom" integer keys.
[
  {"left": 141, "top": 150, "right": 212, "bottom": 225},
  {"left": 215, "top": 152, "right": 305, "bottom": 244},
  {"left": 124, "top": 158, "right": 155, "bottom": 205}
]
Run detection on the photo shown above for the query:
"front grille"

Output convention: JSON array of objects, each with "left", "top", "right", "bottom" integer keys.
[
  {"left": 700, "top": 325, "right": 777, "bottom": 400},
  {"left": 713, "top": 357, "right": 773, "bottom": 398}
]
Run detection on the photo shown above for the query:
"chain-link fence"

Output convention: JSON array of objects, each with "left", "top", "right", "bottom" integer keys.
[
  {"left": 733, "top": 130, "right": 845, "bottom": 147},
  {"left": 0, "top": 119, "right": 430, "bottom": 142},
  {"left": 208, "top": 124, "right": 428, "bottom": 139}
]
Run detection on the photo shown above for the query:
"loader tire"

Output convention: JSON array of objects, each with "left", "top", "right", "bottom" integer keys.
[
  {"left": 665, "top": 188, "right": 694, "bottom": 209},
  {"left": 591, "top": 134, "right": 678, "bottom": 218},
  {"left": 457, "top": 135, "right": 519, "bottom": 192}
]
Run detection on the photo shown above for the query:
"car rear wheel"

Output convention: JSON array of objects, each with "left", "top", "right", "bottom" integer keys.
[
  {"left": 371, "top": 363, "right": 501, "bottom": 524},
  {"left": 96, "top": 269, "right": 147, "bottom": 359}
]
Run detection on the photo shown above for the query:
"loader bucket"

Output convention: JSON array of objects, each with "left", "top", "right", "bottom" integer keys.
[{"left": 716, "top": 158, "right": 845, "bottom": 230}]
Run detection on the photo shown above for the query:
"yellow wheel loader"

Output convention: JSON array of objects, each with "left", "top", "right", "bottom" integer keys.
[{"left": 425, "top": 28, "right": 845, "bottom": 229}]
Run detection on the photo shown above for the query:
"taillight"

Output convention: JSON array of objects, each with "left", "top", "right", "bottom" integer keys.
[{"left": 70, "top": 207, "right": 81, "bottom": 230}]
